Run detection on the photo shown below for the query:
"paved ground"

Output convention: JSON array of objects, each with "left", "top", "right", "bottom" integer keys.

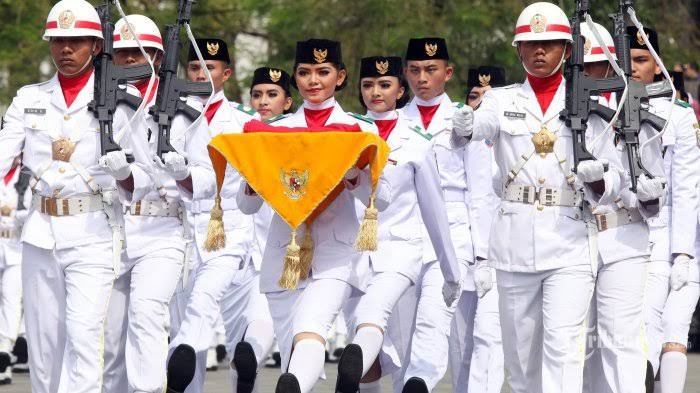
[{"left": 3, "top": 354, "right": 700, "bottom": 392}]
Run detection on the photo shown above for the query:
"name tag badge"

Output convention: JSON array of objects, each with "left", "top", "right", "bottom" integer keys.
[
  {"left": 504, "top": 111, "right": 526, "bottom": 120},
  {"left": 24, "top": 108, "right": 47, "bottom": 115}
]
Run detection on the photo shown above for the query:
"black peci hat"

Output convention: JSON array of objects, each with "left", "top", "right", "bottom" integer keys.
[
  {"left": 359, "top": 56, "right": 403, "bottom": 78},
  {"left": 188, "top": 38, "right": 230, "bottom": 64},
  {"left": 627, "top": 26, "right": 660, "bottom": 55},
  {"left": 251, "top": 67, "right": 291, "bottom": 95},
  {"left": 295, "top": 39, "right": 342, "bottom": 65},
  {"left": 466, "top": 66, "right": 507, "bottom": 92},
  {"left": 405, "top": 37, "right": 449, "bottom": 61}
]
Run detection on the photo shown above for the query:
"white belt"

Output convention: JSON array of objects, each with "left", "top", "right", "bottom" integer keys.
[
  {"left": 443, "top": 188, "right": 467, "bottom": 202},
  {"left": 595, "top": 208, "right": 643, "bottom": 232},
  {"left": 0, "top": 229, "right": 15, "bottom": 239},
  {"left": 503, "top": 184, "right": 582, "bottom": 208},
  {"left": 127, "top": 200, "right": 181, "bottom": 218},
  {"left": 190, "top": 198, "right": 238, "bottom": 214},
  {"left": 31, "top": 194, "right": 104, "bottom": 217}
]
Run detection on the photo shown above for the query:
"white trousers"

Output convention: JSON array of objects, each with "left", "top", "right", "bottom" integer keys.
[
  {"left": 497, "top": 264, "right": 595, "bottom": 393},
  {"left": 22, "top": 241, "right": 116, "bottom": 393},
  {"left": 644, "top": 259, "right": 700, "bottom": 375},
  {"left": 102, "top": 248, "right": 184, "bottom": 393},
  {"left": 0, "top": 244, "right": 22, "bottom": 353},
  {"left": 449, "top": 287, "right": 504, "bottom": 393},
  {"left": 389, "top": 261, "right": 456, "bottom": 392},
  {"left": 583, "top": 256, "right": 648, "bottom": 393},
  {"left": 267, "top": 278, "right": 353, "bottom": 372}
]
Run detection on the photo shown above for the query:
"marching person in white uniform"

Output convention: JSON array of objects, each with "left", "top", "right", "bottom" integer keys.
[
  {"left": 579, "top": 22, "right": 662, "bottom": 393},
  {"left": 448, "top": 65, "right": 505, "bottom": 393},
  {"left": 166, "top": 38, "right": 273, "bottom": 393},
  {"left": 0, "top": 0, "right": 147, "bottom": 391},
  {"left": 335, "top": 56, "right": 460, "bottom": 393},
  {"left": 388, "top": 37, "right": 470, "bottom": 393},
  {"left": 236, "top": 38, "right": 389, "bottom": 393},
  {"left": 633, "top": 27, "right": 700, "bottom": 393},
  {"left": 0, "top": 158, "right": 29, "bottom": 386},
  {"left": 451, "top": 3, "right": 626, "bottom": 392}
]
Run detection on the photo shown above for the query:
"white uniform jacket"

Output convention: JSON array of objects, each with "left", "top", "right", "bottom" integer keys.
[
  {"left": 0, "top": 73, "right": 143, "bottom": 250},
  {"left": 236, "top": 99, "right": 391, "bottom": 293},
  {"left": 367, "top": 111, "right": 460, "bottom": 284},
  {"left": 473, "top": 79, "right": 623, "bottom": 272},
  {"left": 0, "top": 168, "right": 30, "bottom": 266},
  {"left": 645, "top": 99, "right": 700, "bottom": 262}
]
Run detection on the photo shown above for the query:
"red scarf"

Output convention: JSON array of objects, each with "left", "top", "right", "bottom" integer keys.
[
  {"left": 602, "top": 92, "right": 613, "bottom": 105},
  {"left": 243, "top": 119, "right": 361, "bottom": 133},
  {"left": 205, "top": 100, "right": 224, "bottom": 124},
  {"left": 304, "top": 107, "right": 334, "bottom": 129},
  {"left": 58, "top": 68, "right": 94, "bottom": 108},
  {"left": 375, "top": 118, "right": 399, "bottom": 141},
  {"left": 134, "top": 78, "right": 159, "bottom": 105},
  {"left": 527, "top": 72, "right": 563, "bottom": 115},
  {"left": 3, "top": 166, "right": 17, "bottom": 185},
  {"left": 417, "top": 104, "right": 440, "bottom": 130}
]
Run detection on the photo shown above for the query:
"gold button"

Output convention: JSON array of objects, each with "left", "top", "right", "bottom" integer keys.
[
  {"left": 58, "top": 167, "right": 65, "bottom": 174},
  {"left": 64, "top": 114, "right": 70, "bottom": 121},
  {"left": 53, "top": 189, "right": 60, "bottom": 197},
  {"left": 537, "top": 205, "right": 544, "bottom": 211},
  {"left": 538, "top": 178, "right": 545, "bottom": 184},
  {"left": 31, "top": 123, "right": 37, "bottom": 128}
]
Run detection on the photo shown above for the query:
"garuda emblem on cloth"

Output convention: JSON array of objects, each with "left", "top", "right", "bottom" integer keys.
[{"left": 280, "top": 169, "right": 309, "bottom": 200}]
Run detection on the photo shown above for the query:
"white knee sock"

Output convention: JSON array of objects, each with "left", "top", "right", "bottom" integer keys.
[
  {"left": 353, "top": 327, "right": 384, "bottom": 376},
  {"left": 660, "top": 351, "right": 687, "bottom": 393},
  {"left": 359, "top": 379, "right": 382, "bottom": 393},
  {"left": 287, "top": 339, "right": 326, "bottom": 393},
  {"left": 244, "top": 319, "right": 276, "bottom": 367}
]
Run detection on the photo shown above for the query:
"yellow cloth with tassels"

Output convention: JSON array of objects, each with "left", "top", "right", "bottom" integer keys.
[{"left": 205, "top": 131, "right": 390, "bottom": 289}]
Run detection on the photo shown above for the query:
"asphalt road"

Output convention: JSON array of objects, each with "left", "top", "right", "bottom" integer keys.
[{"left": 3, "top": 354, "right": 700, "bottom": 392}]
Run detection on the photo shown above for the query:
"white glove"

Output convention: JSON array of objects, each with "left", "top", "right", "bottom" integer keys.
[
  {"left": 671, "top": 254, "right": 692, "bottom": 291},
  {"left": 474, "top": 264, "right": 493, "bottom": 298},
  {"left": 160, "top": 152, "right": 190, "bottom": 181},
  {"left": 442, "top": 280, "right": 462, "bottom": 307},
  {"left": 577, "top": 160, "right": 607, "bottom": 183},
  {"left": 451, "top": 105, "right": 474, "bottom": 138},
  {"left": 99, "top": 150, "right": 131, "bottom": 181},
  {"left": 636, "top": 175, "right": 665, "bottom": 202},
  {"left": 14, "top": 210, "right": 28, "bottom": 226}
]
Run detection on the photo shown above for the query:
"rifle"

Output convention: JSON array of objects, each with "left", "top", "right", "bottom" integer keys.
[
  {"left": 88, "top": 1, "right": 153, "bottom": 163},
  {"left": 561, "top": 0, "right": 624, "bottom": 173},
  {"left": 13, "top": 167, "right": 31, "bottom": 211},
  {"left": 150, "top": 0, "right": 212, "bottom": 159},
  {"left": 610, "top": 0, "right": 672, "bottom": 191}
]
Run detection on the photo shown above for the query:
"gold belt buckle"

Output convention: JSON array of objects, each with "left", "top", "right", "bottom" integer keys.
[
  {"left": 595, "top": 214, "right": 608, "bottom": 231},
  {"left": 0, "top": 206, "right": 11, "bottom": 217},
  {"left": 134, "top": 201, "right": 142, "bottom": 216},
  {"left": 52, "top": 137, "right": 76, "bottom": 162},
  {"left": 42, "top": 197, "right": 59, "bottom": 216}
]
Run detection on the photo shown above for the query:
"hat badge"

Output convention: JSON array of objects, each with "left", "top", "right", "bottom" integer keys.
[
  {"left": 583, "top": 37, "right": 592, "bottom": 55},
  {"left": 58, "top": 9, "right": 75, "bottom": 29},
  {"left": 269, "top": 69, "right": 282, "bottom": 83},
  {"left": 478, "top": 74, "right": 491, "bottom": 87},
  {"left": 636, "top": 31, "right": 646, "bottom": 46},
  {"left": 425, "top": 43, "right": 438, "bottom": 57},
  {"left": 207, "top": 42, "right": 220, "bottom": 56},
  {"left": 375, "top": 60, "right": 389, "bottom": 75},
  {"left": 313, "top": 48, "right": 328, "bottom": 64},
  {"left": 120, "top": 23, "right": 135, "bottom": 41},
  {"left": 530, "top": 14, "right": 547, "bottom": 33}
]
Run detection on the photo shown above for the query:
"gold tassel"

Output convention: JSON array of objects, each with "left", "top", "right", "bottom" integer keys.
[
  {"left": 279, "top": 229, "right": 302, "bottom": 289},
  {"left": 299, "top": 223, "right": 314, "bottom": 280},
  {"left": 203, "top": 195, "right": 226, "bottom": 251},
  {"left": 354, "top": 192, "right": 379, "bottom": 251}
]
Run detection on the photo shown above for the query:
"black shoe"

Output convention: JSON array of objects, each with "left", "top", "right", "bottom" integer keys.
[
  {"left": 11, "top": 337, "right": 27, "bottom": 365},
  {"left": 273, "top": 351, "right": 282, "bottom": 367},
  {"left": 403, "top": 377, "right": 429, "bottom": 393},
  {"left": 275, "top": 372, "right": 301, "bottom": 393},
  {"left": 233, "top": 341, "right": 258, "bottom": 393},
  {"left": 216, "top": 344, "right": 227, "bottom": 363},
  {"left": 166, "top": 344, "right": 196, "bottom": 393},
  {"left": 0, "top": 353, "right": 10, "bottom": 373},
  {"left": 335, "top": 343, "right": 363, "bottom": 393},
  {"left": 645, "top": 360, "right": 655, "bottom": 393}
]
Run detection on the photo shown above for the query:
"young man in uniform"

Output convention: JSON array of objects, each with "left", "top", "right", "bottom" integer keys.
[
  {"left": 0, "top": 0, "right": 146, "bottom": 391},
  {"left": 167, "top": 38, "right": 275, "bottom": 393},
  {"left": 389, "top": 37, "right": 477, "bottom": 393},
  {"left": 448, "top": 66, "right": 506, "bottom": 393},
  {"left": 634, "top": 27, "right": 700, "bottom": 393},
  {"left": 451, "top": 2, "right": 626, "bottom": 392}
]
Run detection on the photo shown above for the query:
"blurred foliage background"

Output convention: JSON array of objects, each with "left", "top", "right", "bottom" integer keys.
[{"left": 0, "top": 0, "right": 698, "bottom": 112}]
